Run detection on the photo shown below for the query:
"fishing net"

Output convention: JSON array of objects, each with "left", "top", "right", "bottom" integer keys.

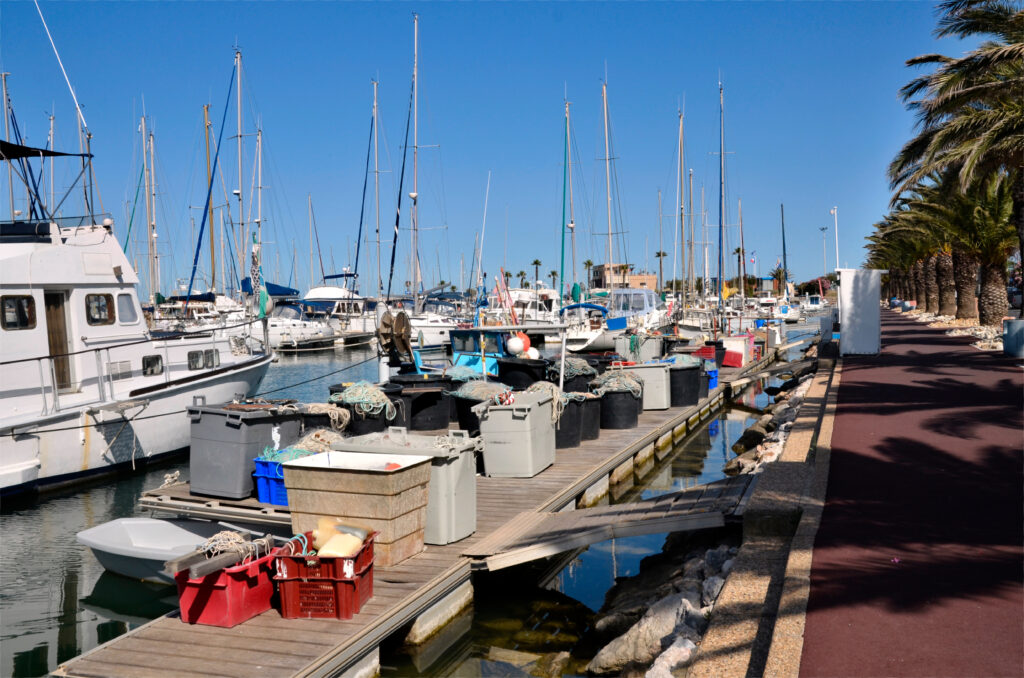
[
  {"left": 329, "top": 381, "right": 398, "bottom": 421},
  {"left": 591, "top": 370, "right": 643, "bottom": 397},
  {"left": 624, "top": 333, "right": 657, "bottom": 360},
  {"left": 547, "top": 356, "right": 597, "bottom": 379},
  {"left": 662, "top": 354, "right": 701, "bottom": 368},
  {"left": 564, "top": 391, "right": 600, "bottom": 402},
  {"left": 444, "top": 365, "right": 485, "bottom": 382},
  {"left": 256, "top": 446, "right": 319, "bottom": 463},
  {"left": 294, "top": 428, "right": 346, "bottom": 453},
  {"left": 524, "top": 381, "right": 565, "bottom": 422},
  {"left": 449, "top": 380, "right": 513, "bottom": 404}
]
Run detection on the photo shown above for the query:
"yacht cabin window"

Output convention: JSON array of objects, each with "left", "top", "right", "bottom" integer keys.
[
  {"left": 117, "top": 293, "right": 139, "bottom": 324},
  {"left": 1, "top": 295, "right": 36, "bottom": 330},
  {"left": 85, "top": 294, "right": 115, "bottom": 325},
  {"left": 142, "top": 355, "right": 163, "bottom": 376},
  {"left": 188, "top": 351, "right": 204, "bottom": 370},
  {"left": 204, "top": 349, "right": 220, "bottom": 368}
]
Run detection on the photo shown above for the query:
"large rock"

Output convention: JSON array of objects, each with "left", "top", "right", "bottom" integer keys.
[
  {"left": 586, "top": 592, "right": 688, "bottom": 675},
  {"left": 731, "top": 425, "right": 767, "bottom": 454},
  {"left": 703, "top": 545, "right": 731, "bottom": 576},
  {"left": 644, "top": 637, "right": 697, "bottom": 678},
  {"left": 724, "top": 451, "right": 759, "bottom": 476},
  {"left": 702, "top": 576, "right": 725, "bottom": 606}
]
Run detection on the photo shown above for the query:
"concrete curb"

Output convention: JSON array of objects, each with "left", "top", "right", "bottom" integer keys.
[{"left": 685, "top": 347, "right": 839, "bottom": 678}]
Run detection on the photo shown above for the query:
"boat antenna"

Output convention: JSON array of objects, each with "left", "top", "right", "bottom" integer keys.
[
  {"left": 350, "top": 110, "right": 374, "bottom": 296},
  {"left": 34, "top": 0, "right": 86, "bottom": 132}
]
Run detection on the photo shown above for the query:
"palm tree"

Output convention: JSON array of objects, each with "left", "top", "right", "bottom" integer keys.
[
  {"left": 549, "top": 270, "right": 558, "bottom": 290},
  {"left": 732, "top": 247, "right": 744, "bottom": 292},
  {"left": 654, "top": 250, "right": 668, "bottom": 291},
  {"left": 530, "top": 259, "right": 542, "bottom": 289},
  {"left": 582, "top": 259, "right": 594, "bottom": 288},
  {"left": 516, "top": 270, "right": 527, "bottom": 288},
  {"left": 503, "top": 270, "right": 512, "bottom": 288},
  {"left": 889, "top": 0, "right": 1024, "bottom": 317},
  {"left": 768, "top": 265, "right": 788, "bottom": 295}
]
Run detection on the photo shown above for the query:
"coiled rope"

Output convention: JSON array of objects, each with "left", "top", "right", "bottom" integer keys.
[
  {"left": 202, "top": 531, "right": 259, "bottom": 563},
  {"left": 524, "top": 381, "right": 565, "bottom": 423}
]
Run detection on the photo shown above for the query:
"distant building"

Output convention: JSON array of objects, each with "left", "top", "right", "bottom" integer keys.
[{"left": 591, "top": 263, "right": 657, "bottom": 290}]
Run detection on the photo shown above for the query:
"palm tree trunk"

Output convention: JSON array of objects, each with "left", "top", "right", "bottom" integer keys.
[
  {"left": 952, "top": 249, "right": 979, "bottom": 320},
  {"left": 1013, "top": 171, "right": 1024, "bottom": 319},
  {"left": 978, "top": 261, "right": 1008, "bottom": 327},
  {"left": 924, "top": 253, "right": 939, "bottom": 313},
  {"left": 936, "top": 251, "right": 956, "bottom": 316},
  {"left": 912, "top": 259, "right": 925, "bottom": 308}
]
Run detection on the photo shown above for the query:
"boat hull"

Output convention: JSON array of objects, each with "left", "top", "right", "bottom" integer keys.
[{"left": 0, "top": 355, "right": 272, "bottom": 496}]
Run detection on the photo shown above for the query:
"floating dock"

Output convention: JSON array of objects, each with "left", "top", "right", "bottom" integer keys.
[{"left": 55, "top": 353, "right": 775, "bottom": 678}]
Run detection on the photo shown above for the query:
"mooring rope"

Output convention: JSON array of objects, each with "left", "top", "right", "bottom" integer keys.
[{"left": 202, "top": 531, "right": 258, "bottom": 563}]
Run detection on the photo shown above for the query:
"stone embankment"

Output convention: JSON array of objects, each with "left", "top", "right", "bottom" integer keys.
[{"left": 579, "top": 346, "right": 821, "bottom": 677}]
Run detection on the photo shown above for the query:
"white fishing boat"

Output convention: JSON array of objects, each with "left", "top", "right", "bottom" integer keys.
[{"left": 0, "top": 128, "right": 272, "bottom": 497}]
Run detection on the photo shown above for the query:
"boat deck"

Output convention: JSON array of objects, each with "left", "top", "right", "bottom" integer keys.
[{"left": 55, "top": 356, "right": 772, "bottom": 678}]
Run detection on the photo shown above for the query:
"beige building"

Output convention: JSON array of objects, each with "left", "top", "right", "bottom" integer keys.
[{"left": 590, "top": 263, "right": 657, "bottom": 290}]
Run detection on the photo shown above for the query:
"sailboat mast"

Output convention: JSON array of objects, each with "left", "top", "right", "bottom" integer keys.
[
  {"left": 2, "top": 73, "right": 13, "bottom": 219},
  {"left": 141, "top": 116, "right": 155, "bottom": 305},
  {"left": 739, "top": 198, "right": 747, "bottom": 309},
  {"left": 687, "top": 169, "right": 694, "bottom": 307},
  {"left": 701, "top": 186, "right": 708, "bottom": 301},
  {"left": 566, "top": 101, "right": 578, "bottom": 287},
  {"left": 373, "top": 80, "right": 382, "bottom": 299},
  {"left": 717, "top": 81, "right": 725, "bottom": 309},
  {"left": 308, "top": 194, "right": 314, "bottom": 289},
  {"left": 678, "top": 111, "right": 685, "bottom": 303},
  {"left": 780, "top": 203, "right": 789, "bottom": 300},
  {"left": 235, "top": 50, "right": 245, "bottom": 296},
  {"left": 602, "top": 81, "right": 613, "bottom": 288},
  {"left": 256, "top": 129, "right": 262, "bottom": 247},
  {"left": 657, "top": 189, "right": 663, "bottom": 293},
  {"left": 203, "top": 104, "right": 216, "bottom": 292},
  {"left": 410, "top": 14, "right": 421, "bottom": 295}
]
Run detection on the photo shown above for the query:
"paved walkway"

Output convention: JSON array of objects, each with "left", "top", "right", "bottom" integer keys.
[{"left": 800, "top": 311, "right": 1023, "bottom": 677}]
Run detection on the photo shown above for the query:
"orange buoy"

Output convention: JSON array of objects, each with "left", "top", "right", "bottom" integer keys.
[{"left": 517, "top": 332, "right": 531, "bottom": 352}]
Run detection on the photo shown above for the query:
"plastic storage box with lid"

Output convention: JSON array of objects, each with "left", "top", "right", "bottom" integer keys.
[
  {"left": 174, "top": 546, "right": 281, "bottom": 627},
  {"left": 608, "top": 363, "right": 671, "bottom": 410},
  {"left": 473, "top": 392, "right": 555, "bottom": 478},
  {"left": 330, "top": 428, "right": 477, "bottom": 545},
  {"left": 282, "top": 451, "right": 431, "bottom": 567},
  {"left": 613, "top": 333, "right": 664, "bottom": 363},
  {"left": 389, "top": 373, "right": 451, "bottom": 430},
  {"left": 187, "top": 402, "right": 302, "bottom": 499}
]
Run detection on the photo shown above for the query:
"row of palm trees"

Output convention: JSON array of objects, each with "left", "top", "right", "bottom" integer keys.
[{"left": 867, "top": 0, "right": 1022, "bottom": 326}]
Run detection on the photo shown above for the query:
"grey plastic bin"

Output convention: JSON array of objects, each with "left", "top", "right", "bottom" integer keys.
[
  {"left": 331, "top": 427, "right": 477, "bottom": 545},
  {"left": 187, "top": 403, "right": 303, "bottom": 499},
  {"left": 473, "top": 392, "right": 555, "bottom": 478}
]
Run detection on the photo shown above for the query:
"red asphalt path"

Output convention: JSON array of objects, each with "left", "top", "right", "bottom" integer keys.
[{"left": 800, "top": 311, "right": 1024, "bottom": 677}]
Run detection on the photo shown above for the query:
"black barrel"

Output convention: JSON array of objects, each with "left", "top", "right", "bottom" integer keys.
[
  {"left": 551, "top": 373, "right": 591, "bottom": 393},
  {"left": 555, "top": 398, "right": 583, "bottom": 449},
  {"left": 344, "top": 383, "right": 404, "bottom": 435},
  {"left": 586, "top": 355, "right": 616, "bottom": 375},
  {"left": 496, "top": 357, "right": 548, "bottom": 390},
  {"left": 390, "top": 374, "right": 451, "bottom": 431},
  {"left": 580, "top": 397, "right": 601, "bottom": 440},
  {"left": 704, "top": 340, "right": 727, "bottom": 369},
  {"left": 669, "top": 365, "right": 701, "bottom": 407},
  {"left": 699, "top": 371, "right": 710, "bottom": 400},
  {"left": 600, "top": 391, "right": 640, "bottom": 429}
]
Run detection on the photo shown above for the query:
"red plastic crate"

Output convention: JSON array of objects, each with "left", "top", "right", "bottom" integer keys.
[
  {"left": 275, "top": 531, "right": 377, "bottom": 580},
  {"left": 174, "top": 547, "right": 280, "bottom": 628},
  {"left": 693, "top": 346, "right": 716, "bottom": 360},
  {"left": 722, "top": 350, "right": 744, "bottom": 368},
  {"left": 277, "top": 563, "right": 374, "bottom": 620}
]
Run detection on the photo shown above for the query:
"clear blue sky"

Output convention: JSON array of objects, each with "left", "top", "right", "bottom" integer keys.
[{"left": 1, "top": 1, "right": 967, "bottom": 298}]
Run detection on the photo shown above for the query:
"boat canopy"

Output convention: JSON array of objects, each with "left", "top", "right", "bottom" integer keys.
[
  {"left": 559, "top": 302, "right": 608, "bottom": 316},
  {"left": 0, "top": 139, "right": 91, "bottom": 160},
  {"left": 240, "top": 277, "right": 299, "bottom": 298}
]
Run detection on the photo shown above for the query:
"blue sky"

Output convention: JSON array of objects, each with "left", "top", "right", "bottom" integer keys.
[{"left": 1, "top": 1, "right": 967, "bottom": 298}]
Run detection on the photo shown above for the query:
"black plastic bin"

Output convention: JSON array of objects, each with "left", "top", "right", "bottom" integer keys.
[
  {"left": 579, "top": 396, "right": 601, "bottom": 441},
  {"left": 497, "top": 357, "right": 548, "bottom": 390},
  {"left": 341, "top": 383, "right": 404, "bottom": 435},
  {"left": 390, "top": 374, "right": 451, "bottom": 431},
  {"left": 669, "top": 365, "right": 701, "bottom": 407},
  {"left": 699, "top": 371, "right": 710, "bottom": 399},
  {"left": 599, "top": 391, "right": 640, "bottom": 429},
  {"left": 585, "top": 355, "right": 616, "bottom": 375},
  {"left": 705, "top": 340, "right": 726, "bottom": 369},
  {"left": 187, "top": 403, "right": 302, "bottom": 499},
  {"left": 550, "top": 373, "right": 591, "bottom": 393},
  {"left": 454, "top": 396, "right": 485, "bottom": 436},
  {"left": 555, "top": 398, "right": 584, "bottom": 449}
]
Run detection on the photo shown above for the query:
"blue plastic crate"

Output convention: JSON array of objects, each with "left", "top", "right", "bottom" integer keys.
[
  {"left": 254, "top": 458, "right": 284, "bottom": 479},
  {"left": 255, "top": 473, "right": 289, "bottom": 506},
  {"left": 707, "top": 369, "right": 719, "bottom": 389}
]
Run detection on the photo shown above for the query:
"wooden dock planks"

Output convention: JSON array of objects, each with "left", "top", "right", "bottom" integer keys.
[{"left": 56, "top": 355, "right": 773, "bottom": 678}]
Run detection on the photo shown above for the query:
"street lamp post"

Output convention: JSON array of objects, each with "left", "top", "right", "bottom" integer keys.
[{"left": 820, "top": 227, "right": 828, "bottom": 279}]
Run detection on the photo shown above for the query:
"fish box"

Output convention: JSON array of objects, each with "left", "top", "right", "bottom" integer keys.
[
  {"left": 283, "top": 451, "right": 431, "bottom": 567},
  {"left": 609, "top": 363, "right": 671, "bottom": 410},
  {"left": 174, "top": 547, "right": 281, "bottom": 628},
  {"left": 474, "top": 392, "right": 555, "bottom": 478}
]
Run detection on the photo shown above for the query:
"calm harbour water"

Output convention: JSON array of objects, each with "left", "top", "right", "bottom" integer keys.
[{"left": 0, "top": 325, "right": 813, "bottom": 677}]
